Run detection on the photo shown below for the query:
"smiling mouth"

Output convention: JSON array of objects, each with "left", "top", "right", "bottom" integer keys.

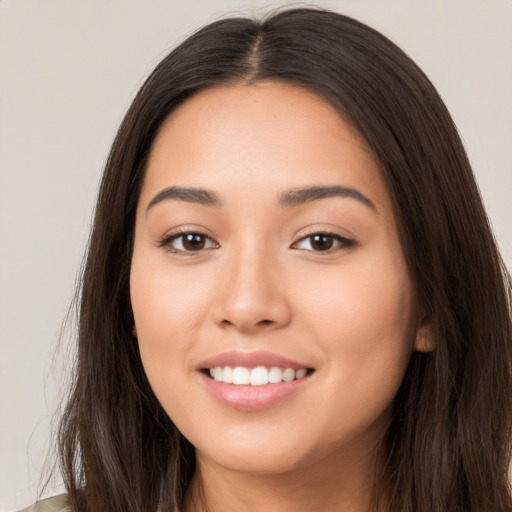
[{"left": 204, "top": 366, "right": 314, "bottom": 386}]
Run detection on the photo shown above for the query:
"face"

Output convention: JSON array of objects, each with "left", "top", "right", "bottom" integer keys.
[{"left": 130, "top": 82, "right": 426, "bottom": 477}]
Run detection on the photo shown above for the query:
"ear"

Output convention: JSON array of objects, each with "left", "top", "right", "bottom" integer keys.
[
  {"left": 413, "top": 315, "right": 435, "bottom": 353},
  {"left": 132, "top": 324, "right": 138, "bottom": 337}
]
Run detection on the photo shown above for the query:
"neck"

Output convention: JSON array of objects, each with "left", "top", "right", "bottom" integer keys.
[{"left": 183, "top": 445, "right": 389, "bottom": 512}]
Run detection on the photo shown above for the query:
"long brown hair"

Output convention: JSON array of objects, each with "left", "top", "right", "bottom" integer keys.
[{"left": 56, "top": 7, "right": 512, "bottom": 511}]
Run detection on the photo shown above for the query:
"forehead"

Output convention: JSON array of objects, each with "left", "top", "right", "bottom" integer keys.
[
  {"left": 154, "top": 81, "right": 370, "bottom": 158},
  {"left": 140, "top": 81, "right": 389, "bottom": 213}
]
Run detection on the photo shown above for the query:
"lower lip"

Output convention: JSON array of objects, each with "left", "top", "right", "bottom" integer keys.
[{"left": 199, "top": 372, "right": 312, "bottom": 411}]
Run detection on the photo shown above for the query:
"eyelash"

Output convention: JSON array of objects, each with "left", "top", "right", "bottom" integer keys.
[
  {"left": 158, "top": 229, "right": 355, "bottom": 255},
  {"left": 292, "top": 231, "right": 355, "bottom": 252},
  {"left": 158, "top": 229, "right": 219, "bottom": 255}
]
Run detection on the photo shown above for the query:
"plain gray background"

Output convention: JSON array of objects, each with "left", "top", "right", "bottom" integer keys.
[{"left": 1, "top": 0, "right": 511, "bottom": 509}]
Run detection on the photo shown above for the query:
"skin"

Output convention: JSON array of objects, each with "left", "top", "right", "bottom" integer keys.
[{"left": 130, "top": 82, "right": 432, "bottom": 511}]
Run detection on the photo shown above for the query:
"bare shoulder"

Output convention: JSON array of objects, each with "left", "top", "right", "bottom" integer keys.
[{"left": 17, "top": 495, "right": 70, "bottom": 512}]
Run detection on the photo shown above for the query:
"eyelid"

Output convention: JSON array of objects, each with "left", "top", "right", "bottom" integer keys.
[
  {"left": 291, "top": 228, "right": 355, "bottom": 253},
  {"left": 157, "top": 227, "right": 219, "bottom": 255}
]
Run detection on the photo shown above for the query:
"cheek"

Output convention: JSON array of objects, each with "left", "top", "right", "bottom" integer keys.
[
  {"left": 129, "top": 249, "right": 214, "bottom": 400},
  {"left": 295, "top": 257, "right": 415, "bottom": 345},
  {"left": 131, "top": 254, "right": 212, "bottom": 343},
  {"left": 291, "top": 252, "right": 415, "bottom": 412}
]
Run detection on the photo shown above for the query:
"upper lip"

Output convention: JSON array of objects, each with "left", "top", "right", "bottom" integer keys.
[{"left": 198, "top": 350, "right": 313, "bottom": 370}]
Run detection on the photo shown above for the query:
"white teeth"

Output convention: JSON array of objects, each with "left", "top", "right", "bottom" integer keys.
[
  {"left": 232, "top": 366, "right": 250, "bottom": 385},
  {"left": 223, "top": 366, "right": 233, "bottom": 384},
  {"left": 250, "top": 366, "right": 268, "bottom": 386},
  {"left": 282, "top": 368, "right": 295, "bottom": 382},
  {"left": 207, "top": 366, "right": 309, "bottom": 385},
  {"left": 268, "top": 366, "right": 283, "bottom": 384},
  {"left": 295, "top": 368, "right": 307, "bottom": 379}
]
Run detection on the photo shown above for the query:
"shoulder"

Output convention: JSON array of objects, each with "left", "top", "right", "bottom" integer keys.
[{"left": 17, "top": 494, "right": 70, "bottom": 512}]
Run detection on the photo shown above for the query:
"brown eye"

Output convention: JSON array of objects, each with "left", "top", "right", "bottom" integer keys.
[
  {"left": 293, "top": 232, "right": 353, "bottom": 252},
  {"left": 161, "top": 232, "right": 218, "bottom": 253},
  {"left": 310, "top": 234, "right": 335, "bottom": 251},
  {"left": 182, "top": 233, "right": 207, "bottom": 250}
]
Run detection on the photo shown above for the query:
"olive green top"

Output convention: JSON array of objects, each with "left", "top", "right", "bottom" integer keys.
[{"left": 18, "top": 494, "right": 69, "bottom": 512}]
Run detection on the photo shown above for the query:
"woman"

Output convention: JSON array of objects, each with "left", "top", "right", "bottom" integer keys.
[{"left": 23, "top": 7, "right": 512, "bottom": 512}]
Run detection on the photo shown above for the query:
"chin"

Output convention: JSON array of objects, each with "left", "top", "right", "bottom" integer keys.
[
  {"left": 188, "top": 423, "right": 316, "bottom": 475},
  {"left": 197, "top": 444, "right": 311, "bottom": 476}
]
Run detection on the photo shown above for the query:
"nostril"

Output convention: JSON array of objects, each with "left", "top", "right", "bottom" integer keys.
[{"left": 220, "top": 318, "right": 274, "bottom": 329}]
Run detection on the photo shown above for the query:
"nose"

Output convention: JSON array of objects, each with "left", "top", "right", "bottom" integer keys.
[{"left": 212, "top": 248, "right": 292, "bottom": 334}]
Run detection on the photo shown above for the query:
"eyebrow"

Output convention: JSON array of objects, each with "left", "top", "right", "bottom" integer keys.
[
  {"left": 147, "top": 186, "right": 221, "bottom": 211},
  {"left": 279, "top": 185, "right": 376, "bottom": 211},
  {"left": 146, "top": 185, "right": 376, "bottom": 212}
]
